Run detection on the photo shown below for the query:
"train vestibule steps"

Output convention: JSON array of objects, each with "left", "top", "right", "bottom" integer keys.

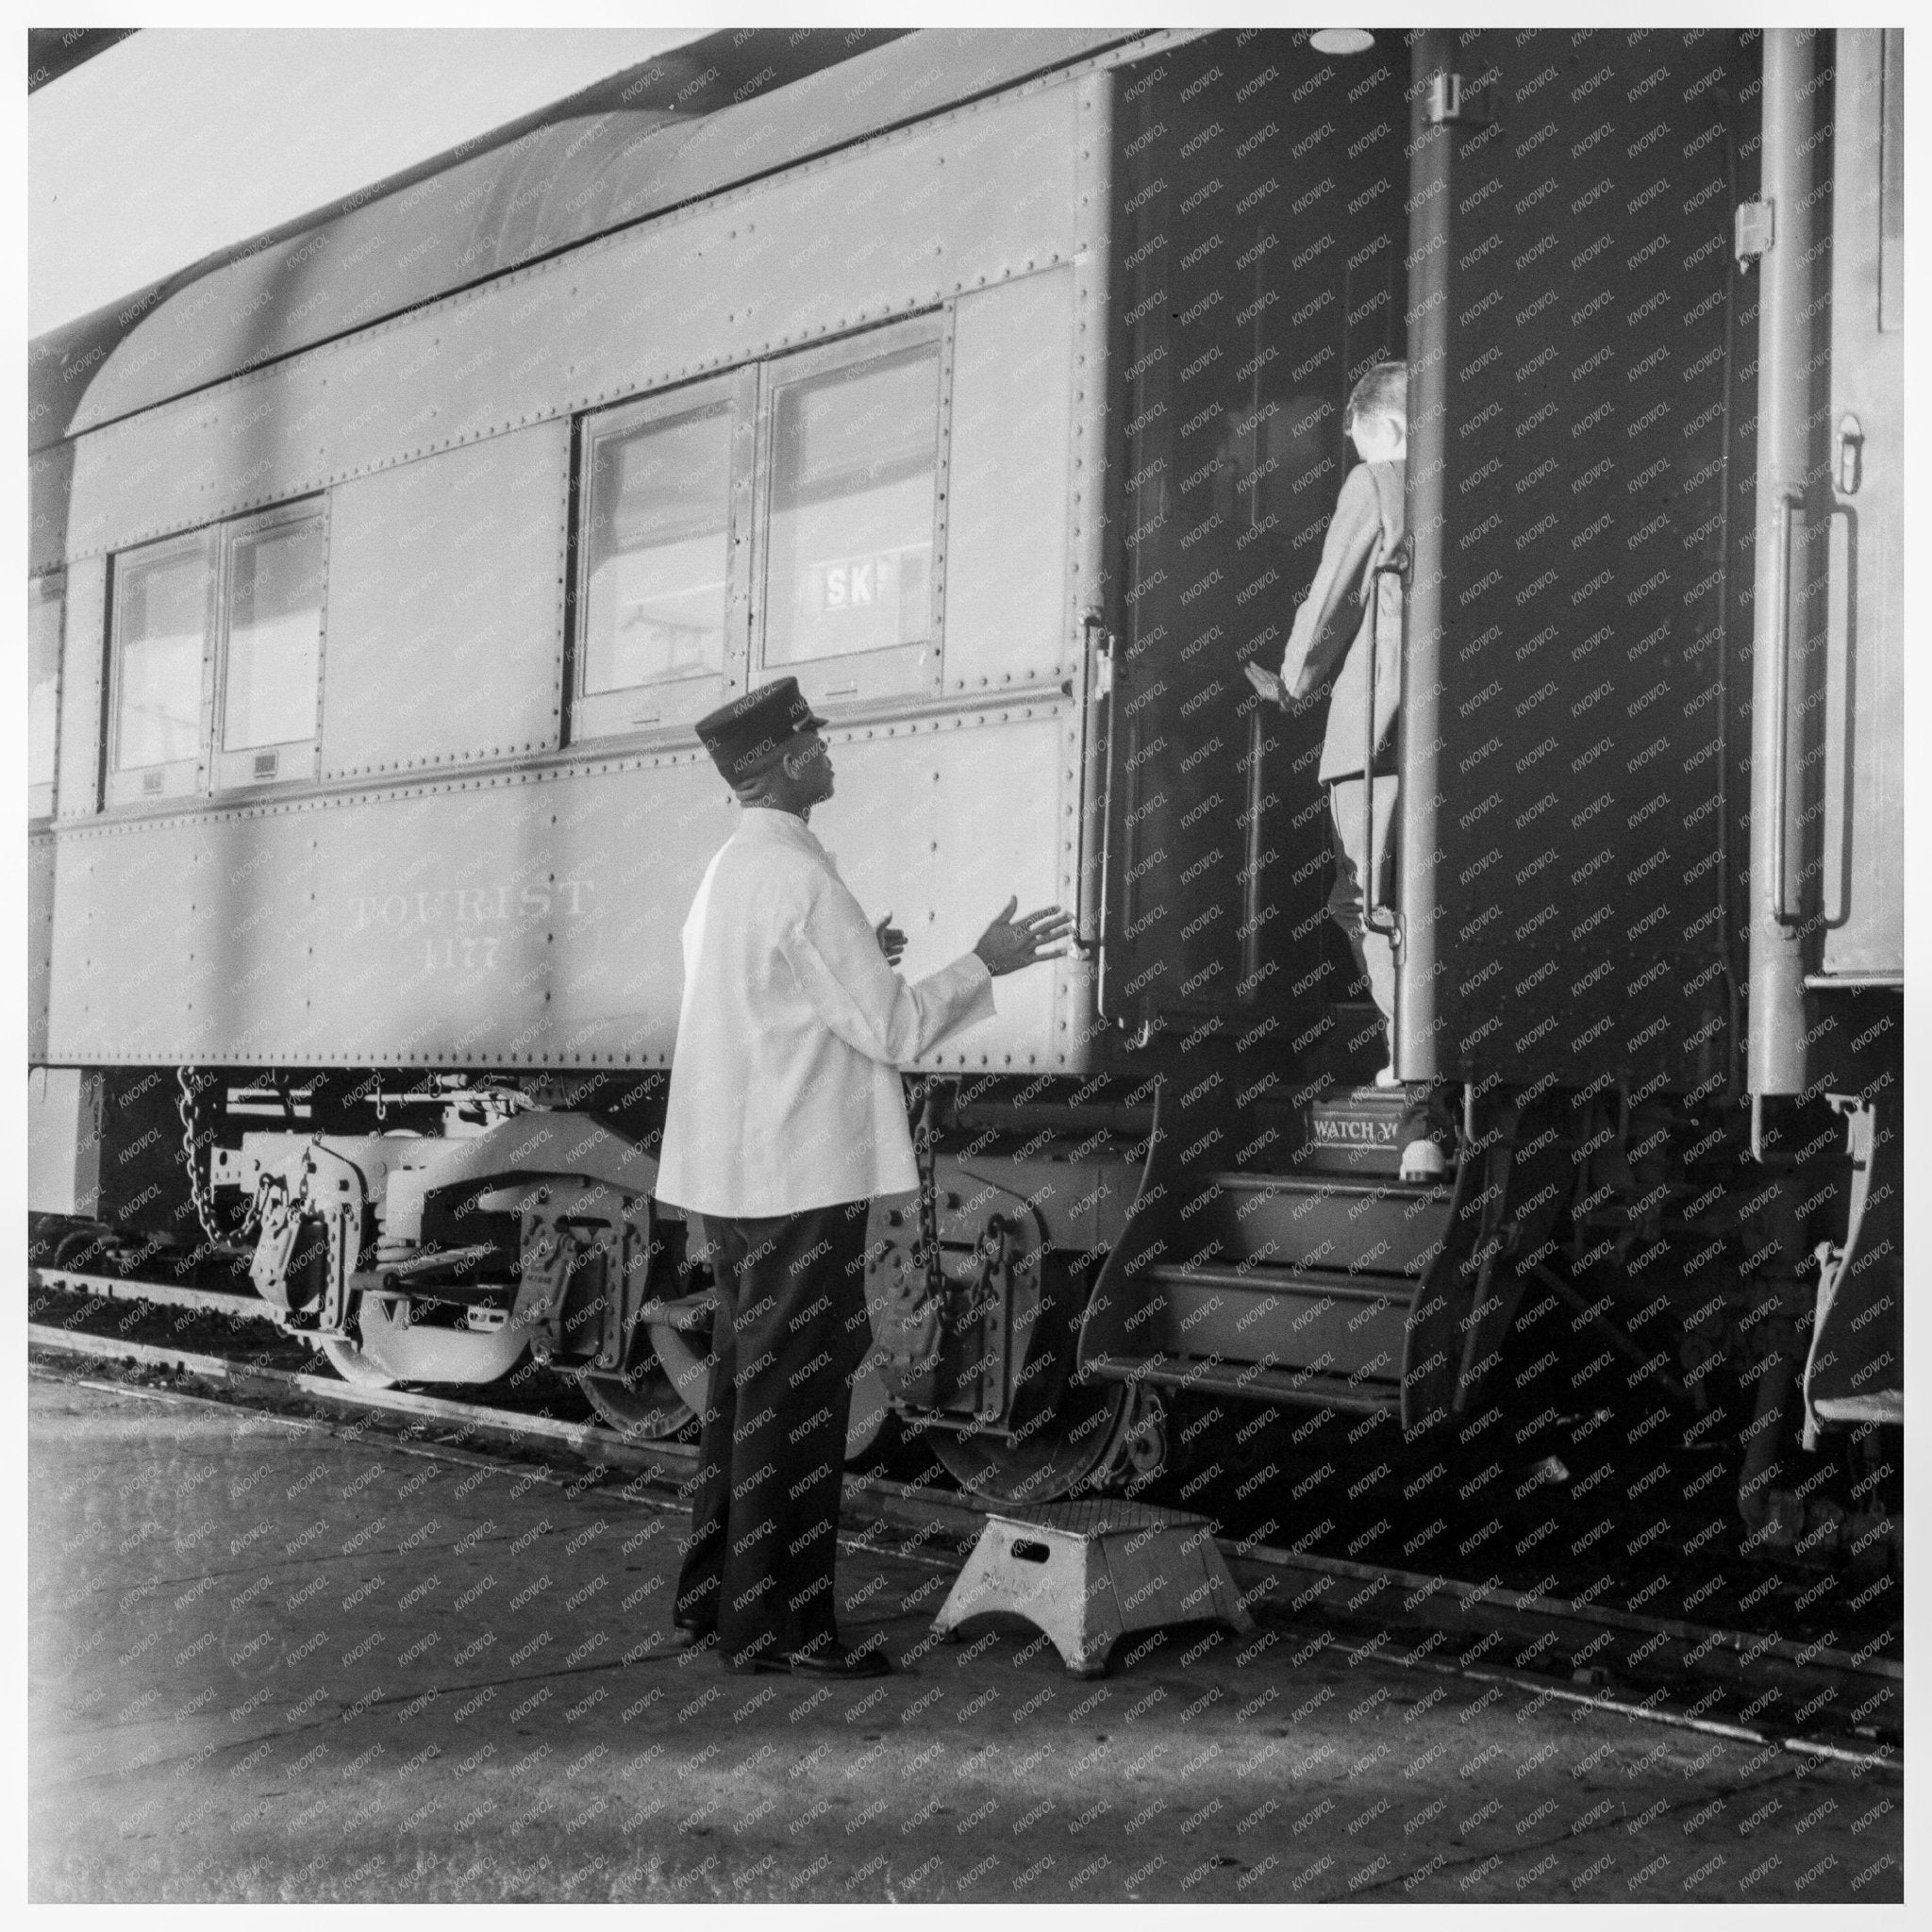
[{"left": 1085, "top": 1082, "right": 1464, "bottom": 1429}]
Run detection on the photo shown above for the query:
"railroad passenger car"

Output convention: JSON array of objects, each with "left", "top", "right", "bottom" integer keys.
[{"left": 28, "top": 26, "right": 1902, "bottom": 1573}]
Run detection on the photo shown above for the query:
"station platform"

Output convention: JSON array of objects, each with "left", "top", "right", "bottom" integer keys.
[{"left": 29, "top": 1367, "right": 1902, "bottom": 1904}]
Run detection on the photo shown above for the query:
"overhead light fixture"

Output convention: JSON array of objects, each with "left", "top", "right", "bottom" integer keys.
[{"left": 1310, "top": 29, "right": 1375, "bottom": 56}]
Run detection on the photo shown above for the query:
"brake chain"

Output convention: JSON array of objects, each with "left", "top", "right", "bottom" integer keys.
[
  {"left": 176, "top": 1065, "right": 264, "bottom": 1252},
  {"left": 911, "top": 1076, "right": 943, "bottom": 1311}
]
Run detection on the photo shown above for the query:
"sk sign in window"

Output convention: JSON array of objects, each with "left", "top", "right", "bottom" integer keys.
[{"left": 765, "top": 341, "right": 939, "bottom": 667}]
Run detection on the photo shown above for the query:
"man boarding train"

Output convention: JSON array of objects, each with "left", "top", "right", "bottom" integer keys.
[{"left": 1246, "top": 360, "right": 1447, "bottom": 1183}]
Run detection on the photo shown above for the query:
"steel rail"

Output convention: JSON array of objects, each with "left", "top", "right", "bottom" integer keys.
[
  {"left": 26, "top": 1306, "right": 1900, "bottom": 1769},
  {"left": 31, "top": 1266, "right": 262, "bottom": 1322}
]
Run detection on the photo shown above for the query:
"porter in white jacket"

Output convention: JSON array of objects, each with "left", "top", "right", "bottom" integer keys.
[{"left": 656, "top": 806, "right": 996, "bottom": 1217}]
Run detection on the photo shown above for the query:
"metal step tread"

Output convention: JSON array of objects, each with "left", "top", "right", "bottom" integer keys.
[
  {"left": 1255, "top": 1078, "right": 1410, "bottom": 1100},
  {"left": 1200, "top": 1169, "right": 1452, "bottom": 1202},
  {"left": 1084, "top": 1352, "right": 1403, "bottom": 1410},
  {"left": 1145, "top": 1260, "right": 1417, "bottom": 1303}
]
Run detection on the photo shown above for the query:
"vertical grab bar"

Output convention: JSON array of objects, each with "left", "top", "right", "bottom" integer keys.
[
  {"left": 1819, "top": 502, "right": 1855, "bottom": 929},
  {"left": 1363, "top": 539, "right": 1409, "bottom": 938},
  {"left": 1767, "top": 491, "right": 1806, "bottom": 926},
  {"left": 1085, "top": 612, "right": 1122, "bottom": 1015}
]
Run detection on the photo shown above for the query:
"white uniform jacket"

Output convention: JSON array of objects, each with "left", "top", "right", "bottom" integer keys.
[{"left": 655, "top": 806, "right": 997, "bottom": 1217}]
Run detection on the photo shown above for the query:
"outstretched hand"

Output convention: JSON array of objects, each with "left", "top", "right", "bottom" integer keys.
[
  {"left": 973, "top": 896, "right": 1076, "bottom": 977},
  {"left": 1243, "top": 658, "right": 1289, "bottom": 708},
  {"left": 874, "top": 911, "right": 908, "bottom": 967}
]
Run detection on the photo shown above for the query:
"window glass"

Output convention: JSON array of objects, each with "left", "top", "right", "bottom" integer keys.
[
  {"left": 223, "top": 518, "right": 325, "bottom": 750},
  {"left": 29, "top": 577, "right": 61, "bottom": 794},
  {"left": 114, "top": 547, "right": 208, "bottom": 769},
  {"left": 763, "top": 341, "right": 939, "bottom": 666},
  {"left": 582, "top": 404, "right": 732, "bottom": 694}
]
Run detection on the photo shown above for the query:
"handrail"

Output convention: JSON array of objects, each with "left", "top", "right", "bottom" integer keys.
[
  {"left": 1820, "top": 501, "right": 1856, "bottom": 930},
  {"left": 1085, "top": 612, "right": 1122, "bottom": 1014},
  {"left": 1363, "top": 540, "right": 1410, "bottom": 939},
  {"left": 1767, "top": 491, "right": 1805, "bottom": 926}
]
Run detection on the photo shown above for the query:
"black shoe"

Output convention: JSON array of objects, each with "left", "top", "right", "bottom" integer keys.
[
  {"left": 672, "top": 1617, "right": 717, "bottom": 1647},
  {"left": 750, "top": 1641, "right": 891, "bottom": 1679},
  {"left": 1396, "top": 1083, "right": 1456, "bottom": 1183}
]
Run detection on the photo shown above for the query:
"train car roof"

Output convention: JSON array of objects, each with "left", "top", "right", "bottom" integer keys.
[{"left": 30, "top": 25, "right": 1143, "bottom": 453}]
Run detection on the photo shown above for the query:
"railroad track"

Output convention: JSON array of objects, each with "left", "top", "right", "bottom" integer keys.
[
  {"left": 32, "top": 1266, "right": 264, "bottom": 1324},
  {"left": 26, "top": 1269, "right": 1902, "bottom": 1769}
]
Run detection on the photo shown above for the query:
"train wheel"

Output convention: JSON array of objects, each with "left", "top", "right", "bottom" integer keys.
[
  {"left": 575, "top": 1352, "right": 691, "bottom": 1444},
  {"left": 923, "top": 1254, "right": 1134, "bottom": 1505},
  {"left": 925, "top": 1378, "right": 1133, "bottom": 1505},
  {"left": 578, "top": 1329, "right": 893, "bottom": 1458},
  {"left": 845, "top": 1349, "right": 895, "bottom": 1463},
  {"left": 52, "top": 1224, "right": 115, "bottom": 1271}
]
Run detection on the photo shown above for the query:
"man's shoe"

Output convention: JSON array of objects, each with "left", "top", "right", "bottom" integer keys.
[
  {"left": 1395, "top": 1081, "right": 1455, "bottom": 1183},
  {"left": 750, "top": 1642, "right": 891, "bottom": 1679},
  {"left": 672, "top": 1617, "right": 717, "bottom": 1648},
  {"left": 1398, "top": 1138, "right": 1447, "bottom": 1184}
]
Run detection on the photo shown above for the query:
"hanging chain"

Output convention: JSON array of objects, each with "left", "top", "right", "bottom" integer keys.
[
  {"left": 910, "top": 1076, "right": 943, "bottom": 1307},
  {"left": 177, "top": 1066, "right": 265, "bottom": 1253},
  {"left": 176, "top": 1065, "right": 225, "bottom": 1249}
]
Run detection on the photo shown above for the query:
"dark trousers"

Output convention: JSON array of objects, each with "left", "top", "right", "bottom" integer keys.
[
  {"left": 673, "top": 1198, "right": 874, "bottom": 1670},
  {"left": 1325, "top": 774, "right": 1399, "bottom": 1029},
  {"left": 1326, "top": 775, "right": 1450, "bottom": 1150}
]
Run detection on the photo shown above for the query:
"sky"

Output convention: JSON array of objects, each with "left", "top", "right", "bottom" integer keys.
[{"left": 27, "top": 26, "right": 708, "bottom": 338}]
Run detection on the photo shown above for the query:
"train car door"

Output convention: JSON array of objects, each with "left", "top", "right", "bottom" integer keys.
[
  {"left": 1816, "top": 29, "right": 1904, "bottom": 986},
  {"left": 1393, "top": 28, "right": 1750, "bottom": 1097},
  {"left": 1803, "top": 28, "right": 1904, "bottom": 1432}
]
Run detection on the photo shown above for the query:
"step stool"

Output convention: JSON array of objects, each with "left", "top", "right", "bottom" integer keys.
[{"left": 930, "top": 1499, "right": 1254, "bottom": 1677}]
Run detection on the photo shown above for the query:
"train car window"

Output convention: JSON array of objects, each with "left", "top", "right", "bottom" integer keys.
[
  {"left": 572, "top": 377, "right": 744, "bottom": 741},
  {"left": 585, "top": 407, "right": 731, "bottom": 691},
  {"left": 105, "top": 533, "right": 211, "bottom": 807},
  {"left": 28, "top": 575, "right": 63, "bottom": 819},
  {"left": 212, "top": 508, "right": 325, "bottom": 790},
  {"left": 756, "top": 321, "right": 945, "bottom": 704}
]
